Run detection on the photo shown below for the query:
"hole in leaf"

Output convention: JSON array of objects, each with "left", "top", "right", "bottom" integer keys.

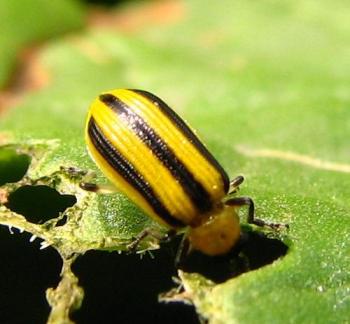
[
  {"left": 0, "top": 148, "right": 31, "bottom": 186},
  {"left": 5, "top": 185, "right": 76, "bottom": 224},
  {"left": 0, "top": 226, "right": 62, "bottom": 323},
  {"left": 55, "top": 215, "right": 68, "bottom": 227},
  {"left": 72, "top": 249, "right": 199, "bottom": 324},
  {"left": 179, "top": 230, "right": 289, "bottom": 283},
  {"left": 70, "top": 232, "right": 287, "bottom": 322}
]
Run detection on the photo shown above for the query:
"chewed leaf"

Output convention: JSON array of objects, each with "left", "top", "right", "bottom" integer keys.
[{"left": 0, "top": 0, "right": 349, "bottom": 323}]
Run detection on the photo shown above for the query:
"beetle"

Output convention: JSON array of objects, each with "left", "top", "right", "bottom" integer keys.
[{"left": 83, "top": 89, "right": 282, "bottom": 258}]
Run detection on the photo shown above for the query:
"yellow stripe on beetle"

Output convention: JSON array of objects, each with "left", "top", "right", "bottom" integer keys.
[
  {"left": 119, "top": 90, "right": 225, "bottom": 199},
  {"left": 91, "top": 101, "right": 197, "bottom": 224},
  {"left": 85, "top": 89, "right": 281, "bottom": 256}
]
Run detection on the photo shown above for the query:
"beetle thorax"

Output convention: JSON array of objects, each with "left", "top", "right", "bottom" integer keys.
[{"left": 187, "top": 205, "right": 240, "bottom": 256}]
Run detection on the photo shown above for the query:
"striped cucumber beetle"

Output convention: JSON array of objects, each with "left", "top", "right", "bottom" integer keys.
[{"left": 84, "top": 89, "right": 283, "bottom": 258}]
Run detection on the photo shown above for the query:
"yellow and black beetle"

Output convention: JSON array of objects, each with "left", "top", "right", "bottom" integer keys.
[{"left": 83, "top": 89, "right": 281, "bottom": 257}]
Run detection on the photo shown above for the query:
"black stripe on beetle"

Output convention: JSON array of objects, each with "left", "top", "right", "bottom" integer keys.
[
  {"left": 88, "top": 117, "right": 185, "bottom": 228},
  {"left": 132, "top": 89, "right": 230, "bottom": 193},
  {"left": 99, "top": 93, "right": 213, "bottom": 214}
]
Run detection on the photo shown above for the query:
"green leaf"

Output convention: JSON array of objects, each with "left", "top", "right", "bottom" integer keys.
[
  {"left": 0, "top": 0, "right": 84, "bottom": 87},
  {"left": 0, "top": 0, "right": 349, "bottom": 323}
]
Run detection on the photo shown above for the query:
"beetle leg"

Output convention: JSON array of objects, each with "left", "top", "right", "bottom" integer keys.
[
  {"left": 174, "top": 234, "right": 190, "bottom": 267},
  {"left": 80, "top": 182, "right": 117, "bottom": 194},
  {"left": 127, "top": 229, "right": 150, "bottom": 252},
  {"left": 225, "top": 196, "right": 288, "bottom": 229},
  {"left": 228, "top": 175, "right": 244, "bottom": 194},
  {"left": 127, "top": 228, "right": 174, "bottom": 252}
]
